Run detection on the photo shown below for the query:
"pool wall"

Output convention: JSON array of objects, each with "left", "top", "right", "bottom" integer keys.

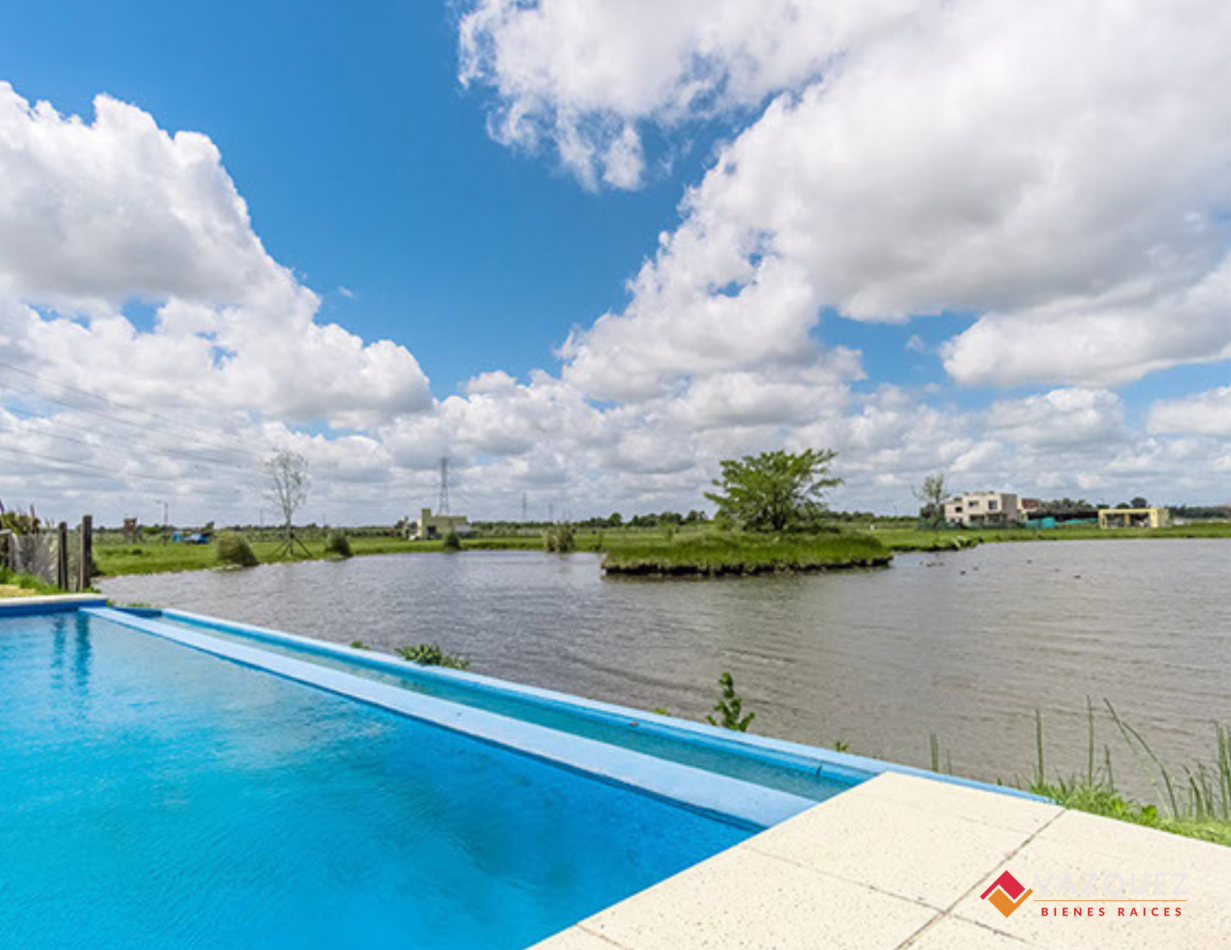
[
  {"left": 100, "top": 604, "right": 1045, "bottom": 805},
  {"left": 82, "top": 606, "right": 812, "bottom": 831}
]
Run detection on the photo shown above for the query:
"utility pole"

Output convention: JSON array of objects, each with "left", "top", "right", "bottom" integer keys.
[
  {"left": 159, "top": 500, "right": 169, "bottom": 543},
  {"left": 548, "top": 502, "right": 554, "bottom": 524},
  {"left": 438, "top": 457, "right": 450, "bottom": 515},
  {"left": 521, "top": 492, "right": 528, "bottom": 523}
]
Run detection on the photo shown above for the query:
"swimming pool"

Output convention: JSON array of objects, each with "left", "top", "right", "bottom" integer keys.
[
  {"left": 0, "top": 609, "right": 748, "bottom": 950},
  {"left": 126, "top": 607, "right": 868, "bottom": 803}
]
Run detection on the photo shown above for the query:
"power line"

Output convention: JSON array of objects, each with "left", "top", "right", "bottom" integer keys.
[
  {"left": 0, "top": 359, "right": 261, "bottom": 457},
  {"left": 0, "top": 381, "right": 263, "bottom": 468},
  {"left": 0, "top": 380, "right": 348, "bottom": 479},
  {"left": 0, "top": 405, "right": 263, "bottom": 478},
  {"left": 0, "top": 443, "right": 251, "bottom": 500}
]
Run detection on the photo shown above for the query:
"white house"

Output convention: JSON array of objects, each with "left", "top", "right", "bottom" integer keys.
[{"left": 943, "top": 492, "right": 1027, "bottom": 526}]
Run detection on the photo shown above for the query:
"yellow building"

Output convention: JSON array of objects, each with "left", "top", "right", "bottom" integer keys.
[
  {"left": 406, "top": 508, "right": 472, "bottom": 540},
  {"left": 1098, "top": 507, "right": 1171, "bottom": 529}
]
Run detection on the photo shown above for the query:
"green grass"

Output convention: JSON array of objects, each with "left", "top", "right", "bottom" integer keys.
[
  {"left": 1025, "top": 703, "right": 1231, "bottom": 847},
  {"left": 0, "top": 567, "right": 61, "bottom": 597},
  {"left": 600, "top": 530, "right": 891, "bottom": 575},
  {"left": 873, "top": 521, "right": 1231, "bottom": 551},
  {"left": 94, "top": 535, "right": 418, "bottom": 576},
  {"left": 92, "top": 519, "right": 1230, "bottom": 577}
]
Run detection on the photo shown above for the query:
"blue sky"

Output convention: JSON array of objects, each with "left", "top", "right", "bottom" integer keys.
[
  {"left": 0, "top": 0, "right": 699, "bottom": 390},
  {"left": 0, "top": 0, "right": 1227, "bottom": 521}
]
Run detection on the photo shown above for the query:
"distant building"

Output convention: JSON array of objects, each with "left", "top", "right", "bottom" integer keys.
[
  {"left": 1098, "top": 507, "right": 1171, "bottom": 529},
  {"left": 406, "top": 508, "right": 472, "bottom": 540},
  {"left": 944, "top": 491, "right": 1028, "bottom": 526}
]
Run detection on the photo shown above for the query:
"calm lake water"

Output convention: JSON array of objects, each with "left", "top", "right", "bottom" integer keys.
[{"left": 100, "top": 539, "right": 1231, "bottom": 798}]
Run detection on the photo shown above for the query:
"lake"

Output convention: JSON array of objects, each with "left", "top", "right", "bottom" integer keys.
[{"left": 99, "top": 539, "right": 1231, "bottom": 799}]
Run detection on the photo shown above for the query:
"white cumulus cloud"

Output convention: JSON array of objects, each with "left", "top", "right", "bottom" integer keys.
[{"left": 0, "top": 84, "right": 431, "bottom": 426}]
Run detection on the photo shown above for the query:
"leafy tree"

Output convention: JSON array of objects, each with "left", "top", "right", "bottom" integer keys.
[
  {"left": 914, "top": 473, "right": 949, "bottom": 526},
  {"left": 1130, "top": 496, "right": 1149, "bottom": 509},
  {"left": 704, "top": 449, "right": 842, "bottom": 531},
  {"left": 706, "top": 673, "right": 755, "bottom": 732}
]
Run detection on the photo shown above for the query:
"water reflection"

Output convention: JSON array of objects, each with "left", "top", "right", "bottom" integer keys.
[{"left": 46, "top": 613, "right": 93, "bottom": 700}]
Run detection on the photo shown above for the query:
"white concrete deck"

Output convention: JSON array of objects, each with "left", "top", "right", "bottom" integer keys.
[
  {"left": 535, "top": 772, "right": 1231, "bottom": 950},
  {"left": 0, "top": 593, "right": 106, "bottom": 609}
]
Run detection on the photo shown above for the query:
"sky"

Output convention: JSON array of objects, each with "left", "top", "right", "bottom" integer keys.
[{"left": 0, "top": 0, "right": 1228, "bottom": 526}]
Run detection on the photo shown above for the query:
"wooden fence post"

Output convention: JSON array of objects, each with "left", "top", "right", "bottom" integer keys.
[
  {"left": 56, "top": 521, "right": 69, "bottom": 591},
  {"left": 80, "top": 515, "right": 93, "bottom": 591}
]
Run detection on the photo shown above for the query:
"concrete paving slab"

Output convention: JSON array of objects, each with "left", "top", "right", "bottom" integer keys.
[
  {"left": 858, "top": 770, "right": 1063, "bottom": 835},
  {"left": 745, "top": 784, "right": 1034, "bottom": 907},
  {"left": 579, "top": 846, "right": 937, "bottom": 950},
  {"left": 532, "top": 927, "right": 626, "bottom": 949},
  {"left": 951, "top": 821, "right": 1231, "bottom": 950},
  {"left": 534, "top": 774, "right": 1227, "bottom": 950},
  {"left": 902, "top": 914, "right": 1046, "bottom": 949}
]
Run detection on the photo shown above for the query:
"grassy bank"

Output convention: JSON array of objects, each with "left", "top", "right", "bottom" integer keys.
[
  {"left": 95, "top": 535, "right": 415, "bottom": 576},
  {"left": 94, "top": 531, "right": 611, "bottom": 576},
  {"left": 1024, "top": 704, "right": 1229, "bottom": 847},
  {"left": 91, "top": 519, "right": 1230, "bottom": 577},
  {"left": 600, "top": 531, "right": 891, "bottom": 576},
  {"left": 875, "top": 521, "right": 1231, "bottom": 551},
  {"left": 0, "top": 568, "right": 62, "bottom": 598}
]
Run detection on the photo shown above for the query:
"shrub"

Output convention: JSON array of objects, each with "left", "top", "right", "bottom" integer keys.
[
  {"left": 324, "top": 530, "right": 353, "bottom": 558},
  {"left": 544, "top": 524, "right": 575, "bottom": 553},
  {"left": 216, "top": 531, "right": 258, "bottom": 568},
  {"left": 396, "top": 643, "right": 470, "bottom": 670},
  {"left": 442, "top": 530, "right": 463, "bottom": 552},
  {"left": 706, "top": 672, "right": 755, "bottom": 732}
]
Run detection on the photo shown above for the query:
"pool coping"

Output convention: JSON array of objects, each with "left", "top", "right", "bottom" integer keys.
[
  {"left": 81, "top": 606, "right": 812, "bottom": 832},
  {"left": 0, "top": 593, "right": 107, "bottom": 615}
]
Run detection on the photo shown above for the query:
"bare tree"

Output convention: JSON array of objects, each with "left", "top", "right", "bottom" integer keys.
[
  {"left": 914, "top": 473, "right": 949, "bottom": 527},
  {"left": 265, "top": 450, "right": 311, "bottom": 556}
]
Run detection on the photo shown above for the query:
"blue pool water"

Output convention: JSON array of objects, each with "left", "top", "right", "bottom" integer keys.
[
  {"left": 145, "top": 611, "right": 862, "bottom": 803},
  {"left": 0, "top": 612, "right": 748, "bottom": 950}
]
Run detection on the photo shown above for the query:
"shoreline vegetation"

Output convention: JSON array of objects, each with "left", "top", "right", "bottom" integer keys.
[
  {"left": 702, "top": 675, "right": 1230, "bottom": 848},
  {"left": 84, "top": 520, "right": 1231, "bottom": 579},
  {"left": 599, "top": 531, "right": 892, "bottom": 576}
]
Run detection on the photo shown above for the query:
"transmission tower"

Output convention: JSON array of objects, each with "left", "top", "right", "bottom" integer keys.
[
  {"left": 437, "top": 457, "right": 450, "bottom": 514},
  {"left": 521, "top": 492, "right": 528, "bottom": 523}
]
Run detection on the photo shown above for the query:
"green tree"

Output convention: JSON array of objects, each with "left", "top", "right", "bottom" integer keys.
[
  {"left": 914, "top": 473, "right": 949, "bottom": 526},
  {"left": 704, "top": 449, "right": 842, "bottom": 531}
]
